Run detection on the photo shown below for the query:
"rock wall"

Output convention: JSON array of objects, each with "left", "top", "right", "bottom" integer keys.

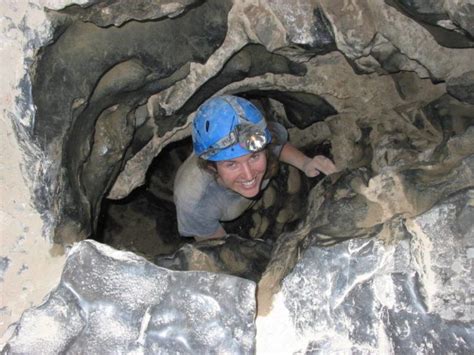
[
  {"left": 4, "top": 241, "right": 257, "bottom": 354},
  {"left": 256, "top": 189, "right": 474, "bottom": 353},
  {"left": 1, "top": 0, "right": 473, "bottom": 351},
  {"left": 0, "top": 0, "right": 88, "bottom": 338}
]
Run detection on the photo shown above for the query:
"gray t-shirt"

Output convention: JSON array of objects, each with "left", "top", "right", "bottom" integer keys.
[{"left": 174, "top": 122, "right": 288, "bottom": 237}]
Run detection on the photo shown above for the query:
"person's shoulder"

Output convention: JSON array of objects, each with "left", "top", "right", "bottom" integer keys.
[
  {"left": 267, "top": 121, "right": 288, "bottom": 145},
  {"left": 174, "top": 153, "right": 214, "bottom": 206}
]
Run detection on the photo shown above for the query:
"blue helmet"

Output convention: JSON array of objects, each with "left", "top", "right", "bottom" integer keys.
[{"left": 192, "top": 95, "right": 272, "bottom": 161}]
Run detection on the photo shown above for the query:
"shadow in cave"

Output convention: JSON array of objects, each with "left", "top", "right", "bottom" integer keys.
[{"left": 94, "top": 138, "right": 193, "bottom": 260}]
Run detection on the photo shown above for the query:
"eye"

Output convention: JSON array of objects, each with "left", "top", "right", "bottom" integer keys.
[
  {"left": 250, "top": 152, "right": 262, "bottom": 161},
  {"left": 223, "top": 161, "right": 237, "bottom": 169}
]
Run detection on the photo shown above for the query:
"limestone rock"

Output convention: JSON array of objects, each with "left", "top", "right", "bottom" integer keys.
[
  {"left": 155, "top": 235, "right": 272, "bottom": 282},
  {"left": 388, "top": 0, "right": 474, "bottom": 42},
  {"left": 250, "top": 213, "right": 270, "bottom": 239},
  {"left": 327, "top": 115, "right": 367, "bottom": 170},
  {"left": 81, "top": 104, "right": 135, "bottom": 227},
  {"left": 306, "top": 153, "right": 474, "bottom": 242},
  {"left": 58, "top": 0, "right": 200, "bottom": 27},
  {"left": 406, "top": 189, "right": 474, "bottom": 321},
  {"left": 257, "top": 140, "right": 474, "bottom": 314},
  {"left": 286, "top": 166, "right": 301, "bottom": 194},
  {"left": 319, "top": 0, "right": 474, "bottom": 80},
  {"left": 33, "top": 0, "right": 231, "bottom": 238},
  {"left": 447, "top": 70, "right": 474, "bottom": 105},
  {"left": 3, "top": 240, "right": 256, "bottom": 354},
  {"left": 261, "top": 185, "right": 277, "bottom": 209},
  {"left": 260, "top": 189, "right": 474, "bottom": 352},
  {"left": 267, "top": 0, "right": 336, "bottom": 51},
  {"left": 445, "top": 1, "right": 474, "bottom": 37}
]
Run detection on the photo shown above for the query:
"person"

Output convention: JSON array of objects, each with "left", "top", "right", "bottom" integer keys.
[{"left": 174, "top": 95, "right": 337, "bottom": 241}]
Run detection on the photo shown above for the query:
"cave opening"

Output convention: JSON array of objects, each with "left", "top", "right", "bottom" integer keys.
[{"left": 91, "top": 93, "right": 335, "bottom": 282}]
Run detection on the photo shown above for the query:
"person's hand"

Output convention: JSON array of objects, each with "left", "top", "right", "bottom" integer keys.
[{"left": 302, "top": 155, "right": 337, "bottom": 177}]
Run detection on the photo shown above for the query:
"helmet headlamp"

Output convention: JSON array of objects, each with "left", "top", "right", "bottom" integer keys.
[
  {"left": 200, "top": 121, "right": 268, "bottom": 160},
  {"left": 238, "top": 124, "right": 267, "bottom": 152}
]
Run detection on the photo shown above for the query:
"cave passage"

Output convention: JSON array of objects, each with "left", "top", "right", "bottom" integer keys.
[
  {"left": 91, "top": 108, "right": 331, "bottom": 282},
  {"left": 94, "top": 138, "right": 192, "bottom": 259}
]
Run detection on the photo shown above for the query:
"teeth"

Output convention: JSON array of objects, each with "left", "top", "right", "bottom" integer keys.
[{"left": 242, "top": 177, "right": 256, "bottom": 187}]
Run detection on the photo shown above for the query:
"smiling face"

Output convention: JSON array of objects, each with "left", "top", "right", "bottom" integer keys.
[{"left": 215, "top": 150, "right": 267, "bottom": 198}]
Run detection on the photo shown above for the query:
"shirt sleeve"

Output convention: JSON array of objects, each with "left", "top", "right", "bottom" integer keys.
[
  {"left": 267, "top": 121, "right": 288, "bottom": 157},
  {"left": 176, "top": 204, "right": 222, "bottom": 238}
]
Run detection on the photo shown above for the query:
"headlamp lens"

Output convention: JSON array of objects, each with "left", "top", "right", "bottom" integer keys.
[{"left": 239, "top": 126, "right": 267, "bottom": 152}]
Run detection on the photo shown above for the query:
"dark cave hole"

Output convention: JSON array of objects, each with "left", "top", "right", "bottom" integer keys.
[{"left": 94, "top": 138, "right": 193, "bottom": 260}]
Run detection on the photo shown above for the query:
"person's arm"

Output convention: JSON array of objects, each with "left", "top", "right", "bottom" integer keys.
[
  {"left": 279, "top": 142, "right": 337, "bottom": 177},
  {"left": 176, "top": 202, "right": 227, "bottom": 241},
  {"left": 194, "top": 225, "right": 227, "bottom": 242}
]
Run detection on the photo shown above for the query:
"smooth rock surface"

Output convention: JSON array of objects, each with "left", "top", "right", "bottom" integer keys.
[
  {"left": 406, "top": 188, "right": 474, "bottom": 322},
  {"left": 3, "top": 241, "right": 256, "bottom": 354},
  {"left": 258, "top": 189, "right": 474, "bottom": 353}
]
